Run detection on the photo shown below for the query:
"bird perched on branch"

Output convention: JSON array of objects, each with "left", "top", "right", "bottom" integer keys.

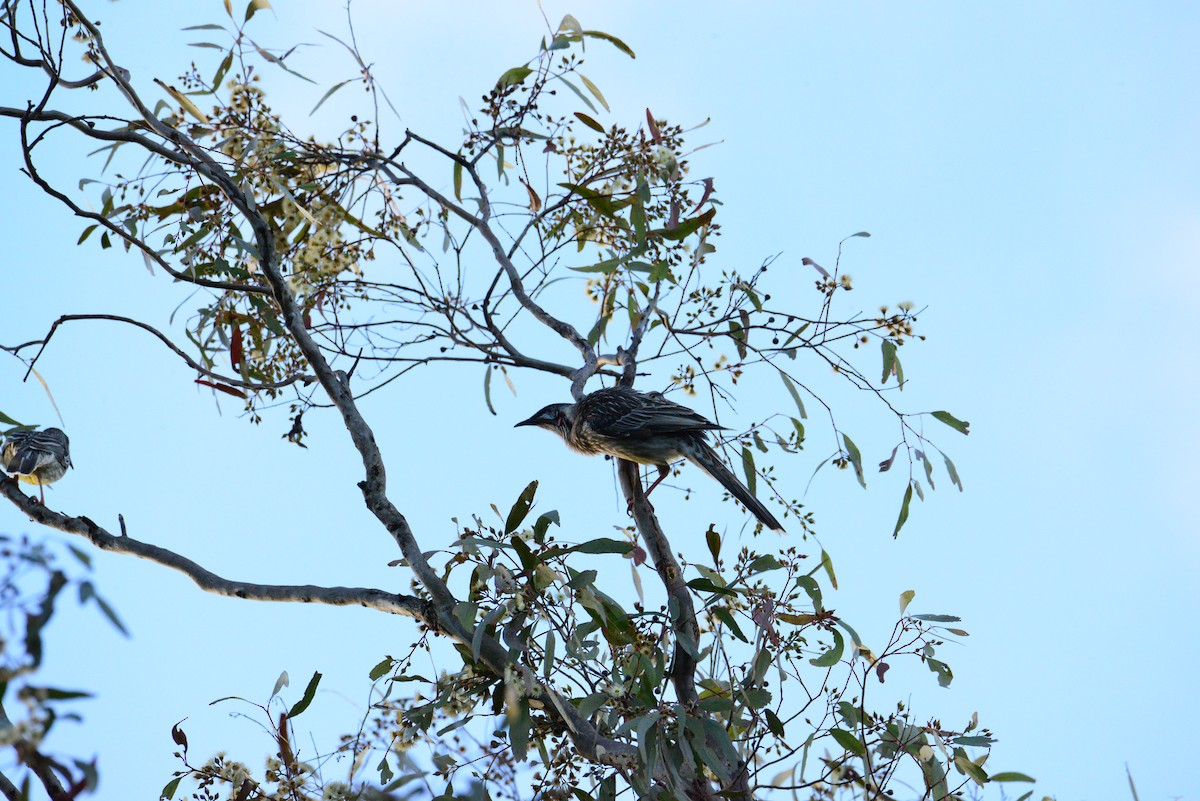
[
  {"left": 2, "top": 428, "right": 71, "bottom": 503},
  {"left": 516, "top": 386, "right": 784, "bottom": 532}
]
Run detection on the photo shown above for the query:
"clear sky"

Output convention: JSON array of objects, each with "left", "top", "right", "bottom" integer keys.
[{"left": 0, "top": 1, "right": 1197, "bottom": 799}]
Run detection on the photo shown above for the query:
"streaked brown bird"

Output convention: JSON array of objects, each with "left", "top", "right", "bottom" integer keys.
[
  {"left": 516, "top": 386, "right": 784, "bottom": 532},
  {"left": 2, "top": 428, "right": 71, "bottom": 503}
]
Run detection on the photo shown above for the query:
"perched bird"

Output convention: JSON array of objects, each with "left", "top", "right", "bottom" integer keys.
[
  {"left": 516, "top": 386, "right": 784, "bottom": 532},
  {"left": 2, "top": 428, "right": 71, "bottom": 503}
]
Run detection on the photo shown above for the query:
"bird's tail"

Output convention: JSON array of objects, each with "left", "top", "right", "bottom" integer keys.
[
  {"left": 10, "top": 449, "right": 43, "bottom": 476},
  {"left": 685, "top": 440, "right": 785, "bottom": 532}
]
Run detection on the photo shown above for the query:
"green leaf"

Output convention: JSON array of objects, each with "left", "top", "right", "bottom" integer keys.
[
  {"left": 653, "top": 207, "right": 715, "bottom": 241},
  {"left": 926, "top": 657, "right": 953, "bottom": 688},
  {"left": 377, "top": 755, "right": 393, "bottom": 784},
  {"left": 729, "top": 319, "right": 748, "bottom": 359},
  {"left": 543, "top": 631, "right": 556, "bottom": 679},
  {"left": 796, "top": 575, "right": 824, "bottom": 612},
  {"left": 542, "top": 536, "right": 631, "bottom": 559},
  {"left": 830, "top": 727, "right": 867, "bottom": 756},
  {"left": 630, "top": 195, "right": 647, "bottom": 245},
  {"left": 369, "top": 657, "right": 394, "bottom": 681},
  {"left": 244, "top": 0, "right": 271, "bottom": 23},
  {"left": 687, "top": 577, "right": 736, "bottom": 596},
  {"left": 748, "top": 554, "right": 783, "bottom": 574},
  {"left": 790, "top": 417, "right": 806, "bottom": 447},
  {"left": 740, "top": 446, "right": 757, "bottom": 496},
  {"left": 509, "top": 698, "right": 531, "bottom": 761},
  {"left": 66, "top": 544, "right": 91, "bottom": 568},
  {"left": 511, "top": 536, "right": 538, "bottom": 572},
  {"left": 911, "top": 613, "right": 961, "bottom": 622},
  {"left": 705, "top": 526, "right": 720, "bottom": 564},
  {"left": 557, "top": 14, "right": 583, "bottom": 34},
  {"left": 570, "top": 537, "right": 632, "bottom": 555},
  {"left": 953, "top": 735, "right": 996, "bottom": 747},
  {"left": 453, "top": 160, "right": 464, "bottom": 201},
  {"left": 93, "top": 594, "right": 130, "bottom": 637},
  {"left": 505, "top": 480, "right": 538, "bottom": 534},
  {"left": 496, "top": 66, "right": 533, "bottom": 88},
  {"left": 576, "top": 692, "right": 608, "bottom": 719},
  {"left": 842, "top": 433, "right": 866, "bottom": 488},
  {"left": 532, "top": 510, "right": 560, "bottom": 544},
  {"left": 647, "top": 261, "right": 673, "bottom": 283},
  {"left": 764, "top": 709, "right": 785, "bottom": 737},
  {"left": 287, "top": 671, "right": 322, "bottom": 718},
  {"left": 482, "top": 366, "right": 496, "bottom": 415},
  {"left": 954, "top": 754, "right": 988, "bottom": 785},
  {"left": 558, "top": 182, "right": 629, "bottom": 218},
  {"left": 943, "top": 453, "right": 963, "bottom": 491},
  {"left": 212, "top": 51, "right": 233, "bottom": 89},
  {"left": 578, "top": 73, "right": 610, "bottom": 111},
  {"left": 160, "top": 775, "right": 183, "bottom": 800},
  {"left": 309, "top": 78, "right": 352, "bottom": 115},
  {"left": 810, "top": 628, "right": 844, "bottom": 667},
  {"left": 921, "top": 450, "right": 935, "bottom": 491},
  {"left": 581, "top": 29, "right": 636, "bottom": 58},
  {"left": 893, "top": 483, "right": 913, "bottom": 538},
  {"left": 740, "top": 687, "right": 772, "bottom": 709},
  {"left": 820, "top": 549, "right": 837, "bottom": 590},
  {"left": 899, "top": 589, "right": 915, "bottom": 615},
  {"left": 990, "top": 772, "right": 1036, "bottom": 783},
  {"left": 558, "top": 77, "right": 597, "bottom": 113},
  {"left": 838, "top": 701, "right": 863, "bottom": 728},
  {"left": 780, "top": 373, "right": 807, "bottom": 418},
  {"left": 711, "top": 606, "right": 748, "bottom": 642},
  {"left": 34, "top": 687, "right": 92, "bottom": 700},
  {"left": 931, "top": 410, "right": 970, "bottom": 435},
  {"left": 574, "top": 111, "right": 605, "bottom": 133},
  {"left": 881, "top": 340, "right": 897, "bottom": 384}
]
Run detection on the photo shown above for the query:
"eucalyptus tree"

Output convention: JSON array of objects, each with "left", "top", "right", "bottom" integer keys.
[{"left": 0, "top": 2, "right": 1028, "bottom": 800}]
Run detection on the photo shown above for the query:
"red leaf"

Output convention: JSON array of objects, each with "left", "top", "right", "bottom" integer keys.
[
  {"left": 195, "top": 379, "right": 248, "bottom": 399},
  {"left": 692, "top": 177, "right": 714, "bottom": 213},
  {"left": 875, "top": 661, "right": 890, "bottom": 683},
  {"left": 631, "top": 546, "right": 647, "bottom": 566},
  {"left": 230, "top": 324, "right": 244, "bottom": 369},
  {"left": 645, "top": 108, "right": 661, "bottom": 143},
  {"left": 171, "top": 721, "right": 188, "bottom": 751}
]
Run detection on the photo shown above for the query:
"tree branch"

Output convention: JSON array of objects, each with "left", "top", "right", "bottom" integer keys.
[
  {"left": 0, "top": 479, "right": 430, "bottom": 619},
  {"left": 21, "top": 314, "right": 315, "bottom": 391}
]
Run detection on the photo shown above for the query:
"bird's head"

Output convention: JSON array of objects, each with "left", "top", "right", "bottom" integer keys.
[
  {"left": 514, "top": 403, "right": 574, "bottom": 439},
  {"left": 46, "top": 429, "right": 72, "bottom": 469}
]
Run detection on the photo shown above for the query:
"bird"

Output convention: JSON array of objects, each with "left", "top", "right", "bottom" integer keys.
[
  {"left": 515, "top": 386, "right": 784, "bottom": 532},
  {"left": 2, "top": 428, "right": 71, "bottom": 503}
]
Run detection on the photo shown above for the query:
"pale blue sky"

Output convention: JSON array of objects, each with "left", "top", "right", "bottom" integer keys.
[{"left": 0, "top": 2, "right": 1197, "bottom": 799}]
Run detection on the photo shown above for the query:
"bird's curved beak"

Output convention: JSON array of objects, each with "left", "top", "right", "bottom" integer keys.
[{"left": 514, "top": 415, "right": 538, "bottom": 428}]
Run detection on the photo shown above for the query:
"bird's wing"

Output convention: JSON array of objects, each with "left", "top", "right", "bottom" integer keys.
[
  {"left": 3, "top": 430, "right": 69, "bottom": 474},
  {"left": 2, "top": 431, "right": 32, "bottom": 472},
  {"left": 585, "top": 388, "right": 723, "bottom": 439}
]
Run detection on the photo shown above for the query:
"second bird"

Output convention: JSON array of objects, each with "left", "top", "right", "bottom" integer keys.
[
  {"left": 516, "top": 386, "right": 784, "bottom": 532},
  {"left": 2, "top": 428, "right": 71, "bottom": 503}
]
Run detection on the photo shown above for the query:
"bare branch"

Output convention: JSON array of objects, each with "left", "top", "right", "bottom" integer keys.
[
  {"left": 0, "top": 479, "right": 429, "bottom": 619},
  {"left": 21, "top": 314, "right": 315, "bottom": 391}
]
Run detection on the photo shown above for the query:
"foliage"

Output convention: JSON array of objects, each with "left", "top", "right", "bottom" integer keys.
[
  {"left": 0, "top": 533, "right": 126, "bottom": 797},
  {"left": 0, "top": 2, "right": 1032, "bottom": 800}
]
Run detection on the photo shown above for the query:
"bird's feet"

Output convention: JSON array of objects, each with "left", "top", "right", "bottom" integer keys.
[{"left": 626, "top": 494, "right": 656, "bottom": 519}]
